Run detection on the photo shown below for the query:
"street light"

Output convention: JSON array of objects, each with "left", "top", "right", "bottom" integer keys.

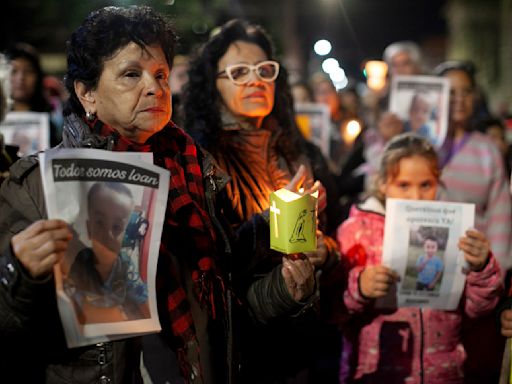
[
  {"left": 321, "top": 58, "right": 340, "bottom": 74},
  {"left": 329, "top": 67, "right": 346, "bottom": 82},
  {"left": 314, "top": 39, "right": 332, "bottom": 56}
]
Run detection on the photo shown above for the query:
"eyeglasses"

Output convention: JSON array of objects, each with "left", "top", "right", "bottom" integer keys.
[{"left": 217, "top": 60, "right": 279, "bottom": 85}]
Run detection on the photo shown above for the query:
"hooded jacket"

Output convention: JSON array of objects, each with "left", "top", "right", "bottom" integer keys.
[{"left": 337, "top": 197, "right": 503, "bottom": 384}]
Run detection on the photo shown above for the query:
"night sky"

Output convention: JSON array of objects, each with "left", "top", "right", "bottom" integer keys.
[
  {"left": 295, "top": 0, "right": 448, "bottom": 79},
  {"left": 0, "top": 0, "right": 448, "bottom": 81}
]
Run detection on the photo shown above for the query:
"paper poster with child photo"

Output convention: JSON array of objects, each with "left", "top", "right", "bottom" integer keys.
[
  {"left": 0, "top": 111, "right": 50, "bottom": 156},
  {"left": 389, "top": 75, "right": 450, "bottom": 148},
  {"left": 39, "top": 148, "right": 169, "bottom": 348},
  {"left": 379, "top": 198, "right": 475, "bottom": 310}
]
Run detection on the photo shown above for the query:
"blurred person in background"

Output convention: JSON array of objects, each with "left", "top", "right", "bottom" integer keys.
[
  {"left": 43, "top": 75, "right": 68, "bottom": 136},
  {"left": 340, "top": 86, "right": 362, "bottom": 119},
  {"left": 310, "top": 73, "right": 367, "bottom": 222},
  {"left": 434, "top": 60, "right": 511, "bottom": 384},
  {"left": 477, "top": 117, "right": 512, "bottom": 176},
  {"left": 359, "top": 41, "right": 425, "bottom": 198},
  {"left": 0, "top": 54, "right": 15, "bottom": 184},
  {"left": 383, "top": 40, "right": 423, "bottom": 77},
  {"left": 169, "top": 54, "right": 189, "bottom": 125},
  {"left": 5, "top": 43, "right": 61, "bottom": 146},
  {"left": 291, "top": 81, "right": 314, "bottom": 104},
  {"left": 311, "top": 73, "right": 359, "bottom": 174}
]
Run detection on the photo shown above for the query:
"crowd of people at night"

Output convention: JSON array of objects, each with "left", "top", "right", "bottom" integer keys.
[{"left": 1, "top": 5, "right": 512, "bottom": 384}]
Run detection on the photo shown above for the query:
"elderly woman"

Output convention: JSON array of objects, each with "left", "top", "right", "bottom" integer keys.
[
  {"left": 184, "top": 19, "right": 342, "bottom": 383},
  {"left": 0, "top": 6, "right": 234, "bottom": 384}
]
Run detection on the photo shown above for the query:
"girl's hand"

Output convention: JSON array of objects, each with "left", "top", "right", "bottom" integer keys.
[
  {"left": 281, "top": 256, "right": 315, "bottom": 301},
  {"left": 304, "top": 230, "right": 327, "bottom": 267},
  {"left": 11, "top": 219, "right": 72, "bottom": 278},
  {"left": 458, "top": 229, "right": 490, "bottom": 272},
  {"left": 359, "top": 265, "right": 399, "bottom": 299},
  {"left": 501, "top": 309, "right": 512, "bottom": 337}
]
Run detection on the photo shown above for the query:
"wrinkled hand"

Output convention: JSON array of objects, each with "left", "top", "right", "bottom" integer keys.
[
  {"left": 378, "top": 112, "right": 404, "bottom": 141},
  {"left": 281, "top": 257, "right": 315, "bottom": 301},
  {"left": 304, "top": 230, "right": 327, "bottom": 268},
  {"left": 459, "top": 229, "right": 490, "bottom": 272},
  {"left": 11, "top": 219, "right": 72, "bottom": 278},
  {"left": 501, "top": 309, "right": 512, "bottom": 337},
  {"left": 359, "top": 265, "right": 399, "bottom": 299}
]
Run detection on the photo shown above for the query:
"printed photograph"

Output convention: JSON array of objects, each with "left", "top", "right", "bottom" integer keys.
[
  {"left": 0, "top": 111, "right": 50, "bottom": 156},
  {"left": 389, "top": 75, "right": 450, "bottom": 147},
  {"left": 59, "top": 181, "right": 155, "bottom": 325},
  {"left": 401, "top": 225, "right": 449, "bottom": 293}
]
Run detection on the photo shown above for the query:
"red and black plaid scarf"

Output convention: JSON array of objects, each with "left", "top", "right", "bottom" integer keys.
[{"left": 88, "top": 119, "right": 225, "bottom": 381}]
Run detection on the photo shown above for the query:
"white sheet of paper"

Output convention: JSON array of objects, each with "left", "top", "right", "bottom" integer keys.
[{"left": 379, "top": 198, "right": 475, "bottom": 310}]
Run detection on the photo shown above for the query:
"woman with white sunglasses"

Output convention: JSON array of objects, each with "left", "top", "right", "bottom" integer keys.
[{"left": 184, "top": 19, "right": 342, "bottom": 384}]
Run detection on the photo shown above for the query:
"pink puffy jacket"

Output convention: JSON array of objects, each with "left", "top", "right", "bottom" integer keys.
[{"left": 337, "top": 198, "right": 503, "bottom": 384}]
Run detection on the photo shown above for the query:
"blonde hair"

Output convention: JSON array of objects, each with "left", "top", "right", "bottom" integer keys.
[{"left": 373, "top": 133, "right": 440, "bottom": 203}]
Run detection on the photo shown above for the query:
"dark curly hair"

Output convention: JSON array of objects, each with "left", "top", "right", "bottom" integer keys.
[
  {"left": 5, "top": 43, "right": 51, "bottom": 113},
  {"left": 63, "top": 5, "right": 177, "bottom": 117},
  {"left": 183, "top": 19, "right": 304, "bottom": 160}
]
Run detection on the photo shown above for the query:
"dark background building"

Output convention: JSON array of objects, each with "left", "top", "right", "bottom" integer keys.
[{"left": 0, "top": 0, "right": 509, "bottom": 113}]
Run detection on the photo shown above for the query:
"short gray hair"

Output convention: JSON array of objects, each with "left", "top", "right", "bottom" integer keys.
[{"left": 383, "top": 41, "right": 422, "bottom": 66}]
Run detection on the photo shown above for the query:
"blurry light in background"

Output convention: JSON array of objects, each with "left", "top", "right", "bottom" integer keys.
[
  {"left": 321, "top": 58, "right": 340, "bottom": 74},
  {"left": 321, "top": 58, "right": 348, "bottom": 90},
  {"left": 343, "top": 119, "right": 362, "bottom": 144},
  {"left": 364, "top": 60, "right": 388, "bottom": 91},
  {"left": 314, "top": 39, "right": 332, "bottom": 56},
  {"left": 329, "top": 67, "right": 346, "bottom": 82},
  {"left": 333, "top": 77, "right": 348, "bottom": 91}
]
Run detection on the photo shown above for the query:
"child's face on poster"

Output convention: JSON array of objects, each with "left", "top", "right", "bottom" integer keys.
[
  {"left": 423, "top": 239, "right": 438, "bottom": 257},
  {"left": 87, "top": 188, "right": 133, "bottom": 263},
  {"left": 409, "top": 96, "right": 431, "bottom": 131}
]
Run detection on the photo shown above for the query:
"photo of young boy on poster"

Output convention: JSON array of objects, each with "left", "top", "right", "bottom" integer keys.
[
  {"left": 401, "top": 227, "right": 449, "bottom": 293},
  {"left": 65, "top": 181, "right": 150, "bottom": 325},
  {"left": 389, "top": 75, "right": 450, "bottom": 148},
  {"left": 40, "top": 148, "right": 169, "bottom": 347}
]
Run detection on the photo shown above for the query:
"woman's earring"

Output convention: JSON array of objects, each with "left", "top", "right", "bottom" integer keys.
[{"left": 86, "top": 111, "right": 96, "bottom": 121}]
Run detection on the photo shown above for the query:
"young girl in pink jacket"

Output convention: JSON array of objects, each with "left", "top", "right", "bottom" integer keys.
[{"left": 337, "top": 133, "right": 503, "bottom": 384}]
